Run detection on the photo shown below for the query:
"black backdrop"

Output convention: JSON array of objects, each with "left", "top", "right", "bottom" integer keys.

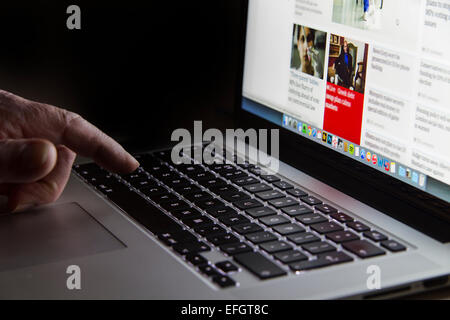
[{"left": 0, "top": 0, "right": 246, "bottom": 150}]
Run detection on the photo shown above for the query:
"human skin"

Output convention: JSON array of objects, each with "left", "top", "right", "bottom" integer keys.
[
  {"left": 297, "top": 26, "right": 314, "bottom": 76},
  {"left": 0, "top": 90, "right": 139, "bottom": 212}
]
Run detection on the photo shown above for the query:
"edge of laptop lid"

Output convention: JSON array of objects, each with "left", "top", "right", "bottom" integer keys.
[{"left": 233, "top": 0, "right": 450, "bottom": 242}]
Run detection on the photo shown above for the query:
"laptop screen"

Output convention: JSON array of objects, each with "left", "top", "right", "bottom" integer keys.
[{"left": 241, "top": 0, "right": 450, "bottom": 202}]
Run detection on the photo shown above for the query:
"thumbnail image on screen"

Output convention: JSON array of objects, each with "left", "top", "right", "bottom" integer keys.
[
  {"left": 290, "top": 24, "right": 327, "bottom": 80},
  {"left": 325, "top": 34, "right": 369, "bottom": 145}
]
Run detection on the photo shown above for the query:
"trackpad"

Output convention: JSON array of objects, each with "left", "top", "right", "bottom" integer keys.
[{"left": 0, "top": 202, "right": 125, "bottom": 272}]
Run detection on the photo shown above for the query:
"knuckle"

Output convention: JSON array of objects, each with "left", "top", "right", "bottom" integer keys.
[
  {"left": 62, "top": 109, "right": 82, "bottom": 128},
  {"left": 0, "top": 90, "right": 18, "bottom": 106},
  {"left": 60, "top": 109, "right": 83, "bottom": 138}
]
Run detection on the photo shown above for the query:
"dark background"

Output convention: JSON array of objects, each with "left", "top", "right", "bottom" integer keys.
[
  {"left": 0, "top": 0, "right": 246, "bottom": 150},
  {"left": 1, "top": 1, "right": 449, "bottom": 242}
]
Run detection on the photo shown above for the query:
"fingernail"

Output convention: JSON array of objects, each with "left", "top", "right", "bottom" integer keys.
[
  {"left": 132, "top": 157, "right": 140, "bottom": 168},
  {"left": 21, "top": 142, "right": 50, "bottom": 171}
]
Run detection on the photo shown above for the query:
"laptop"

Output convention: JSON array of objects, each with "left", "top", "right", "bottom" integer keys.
[{"left": 1, "top": 0, "right": 449, "bottom": 299}]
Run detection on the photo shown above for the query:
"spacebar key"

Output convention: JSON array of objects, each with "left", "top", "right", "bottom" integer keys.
[
  {"left": 234, "top": 252, "right": 287, "bottom": 280},
  {"left": 108, "top": 191, "right": 181, "bottom": 234}
]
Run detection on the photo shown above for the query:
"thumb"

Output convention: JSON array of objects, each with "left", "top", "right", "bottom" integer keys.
[{"left": 0, "top": 139, "right": 57, "bottom": 184}]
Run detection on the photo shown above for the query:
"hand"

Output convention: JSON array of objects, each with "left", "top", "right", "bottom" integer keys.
[{"left": 0, "top": 90, "right": 139, "bottom": 212}]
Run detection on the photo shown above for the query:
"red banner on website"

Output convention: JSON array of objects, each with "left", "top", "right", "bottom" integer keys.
[{"left": 323, "top": 83, "right": 365, "bottom": 145}]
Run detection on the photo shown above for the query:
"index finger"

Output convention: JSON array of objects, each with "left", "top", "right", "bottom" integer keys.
[
  {"left": 60, "top": 113, "right": 140, "bottom": 174},
  {"left": 1, "top": 90, "right": 139, "bottom": 174}
]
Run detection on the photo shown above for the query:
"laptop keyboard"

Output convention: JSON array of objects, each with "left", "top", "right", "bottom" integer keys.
[{"left": 73, "top": 146, "right": 408, "bottom": 288}]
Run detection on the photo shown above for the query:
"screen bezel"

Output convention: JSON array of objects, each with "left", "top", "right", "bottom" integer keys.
[{"left": 233, "top": 0, "right": 450, "bottom": 242}]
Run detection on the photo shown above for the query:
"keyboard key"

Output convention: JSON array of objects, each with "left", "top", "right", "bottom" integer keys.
[
  {"left": 157, "top": 171, "right": 181, "bottom": 182},
  {"left": 129, "top": 178, "right": 155, "bottom": 189},
  {"left": 245, "top": 206, "right": 276, "bottom": 218},
  {"left": 268, "top": 197, "right": 299, "bottom": 209},
  {"left": 330, "top": 212, "right": 354, "bottom": 223},
  {"left": 185, "top": 254, "right": 207, "bottom": 266},
  {"left": 158, "top": 231, "right": 197, "bottom": 246},
  {"left": 274, "top": 250, "right": 308, "bottom": 264},
  {"left": 381, "top": 240, "right": 406, "bottom": 252},
  {"left": 220, "top": 191, "right": 251, "bottom": 203},
  {"left": 232, "top": 176, "right": 259, "bottom": 186},
  {"left": 249, "top": 167, "right": 265, "bottom": 176},
  {"left": 287, "top": 232, "right": 320, "bottom": 245},
  {"left": 165, "top": 178, "right": 191, "bottom": 189},
  {"left": 261, "top": 175, "right": 280, "bottom": 183},
  {"left": 232, "top": 223, "right": 263, "bottom": 235},
  {"left": 310, "top": 221, "right": 343, "bottom": 234},
  {"left": 259, "top": 241, "right": 292, "bottom": 253},
  {"left": 219, "top": 214, "right": 250, "bottom": 226},
  {"left": 196, "top": 198, "right": 225, "bottom": 210},
  {"left": 272, "top": 223, "right": 305, "bottom": 235},
  {"left": 234, "top": 252, "right": 286, "bottom": 280},
  {"left": 363, "top": 231, "right": 388, "bottom": 242},
  {"left": 207, "top": 163, "right": 226, "bottom": 172},
  {"left": 107, "top": 189, "right": 181, "bottom": 235},
  {"left": 190, "top": 171, "right": 216, "bottom": 181},
  {"left": 210, "top": 184, "right": 239, "bottom": 195},
  {"left": 215, "top": 164, "right": 236, "bottom": 174},
  {"left": 222, "top": 170, "right": 248, "bottom": 180},
  {"left": 145, "top": 165, "right": 170, "bottom": 177},
  {"left": 183, "top": 216, "right": 214, "bottom": 228},
  {"left": 302, "top": 241, "right": 336, "bottom": 254},
  {"left": 347, "top": 221, "right": 370, "bottom": 232},
  {"left": 256, "top": 190, "right": 285, "bottom": 201},
  {"left": 244, "top": 183, "right": 272, "bottom": 193},
  {"left": 236, "top": 160, "right": 255, "bottom": 170},
  {"left": 207, "top": 233, "right": 239, "bottom": 245},
  {"left": 259, "top": 215, "right": 290, "bottom": 227},
  {"left": 149, "top": 168, "right": 174, "bottom": 180},
  {"left": 245, "top": 231, "right": 278, "bottom": 244},
  {"left": 184, "top": 191, "right": 213, "bottom": 202},
  {"left": 160, "top": 199, "right": 190, "bottom": 212},
  {"left": 215, "top": 261, "right": 239, "bottom": 273},
  {"left": 326, "top": 230, "right": 359, "bottom": 243},
  {"left": 300, "top": 195, "right": 322, "bottom": 206},
  {"left": 220, "top": 242, "right": 253, "bottom": 255},
  {"left": 287, "top": 188, "right": 308, "bottom": 198},
  {"left": 295, "top": 213, "right": 327, "bottom": 225},
  {"left": 194, "top": 224, "right": 226, "bottom": 237},
  {"left": 289, "top": 251, "right": 353, "bottom": 271},
  {"left": 281, "top": 205, "right": 313, "bottom": 216},
  {"left": 199, "top": 178, "right": 227, "bottom": 189},
  {"left": 173, "top": 241, "right": 211, "bottom": 255},
  {"left": 198, "top": 264, "right": 220, "bottom": 277},
  {"left": 315, "top": 204, "right": 338, "bottom": 214},
  {"left": 273, "top": 181, "right": 293, "bottom": 190},
  {"left": 212, "top": 275, "right": 236, "bottom": 288},
  {"left": 178, "top": 164, "right": 205, "bottom": 176},
  {"left": 342, "top": 240, "right": 386, "bottom": 258},
  {"left": 174, "top": 185, "right": 202, "bottom": 195},
  {"left": 234, "top": 199, "right": 263, "bottom": 210},
  {"left": 151, "top": 193, "right": 179, "bottom": 204},
  {"left": 140, "top": 186, "right": 167, "bottom": 197},
  {"left": 206, "top": 206, "right": 237, "bottom": 217}
]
